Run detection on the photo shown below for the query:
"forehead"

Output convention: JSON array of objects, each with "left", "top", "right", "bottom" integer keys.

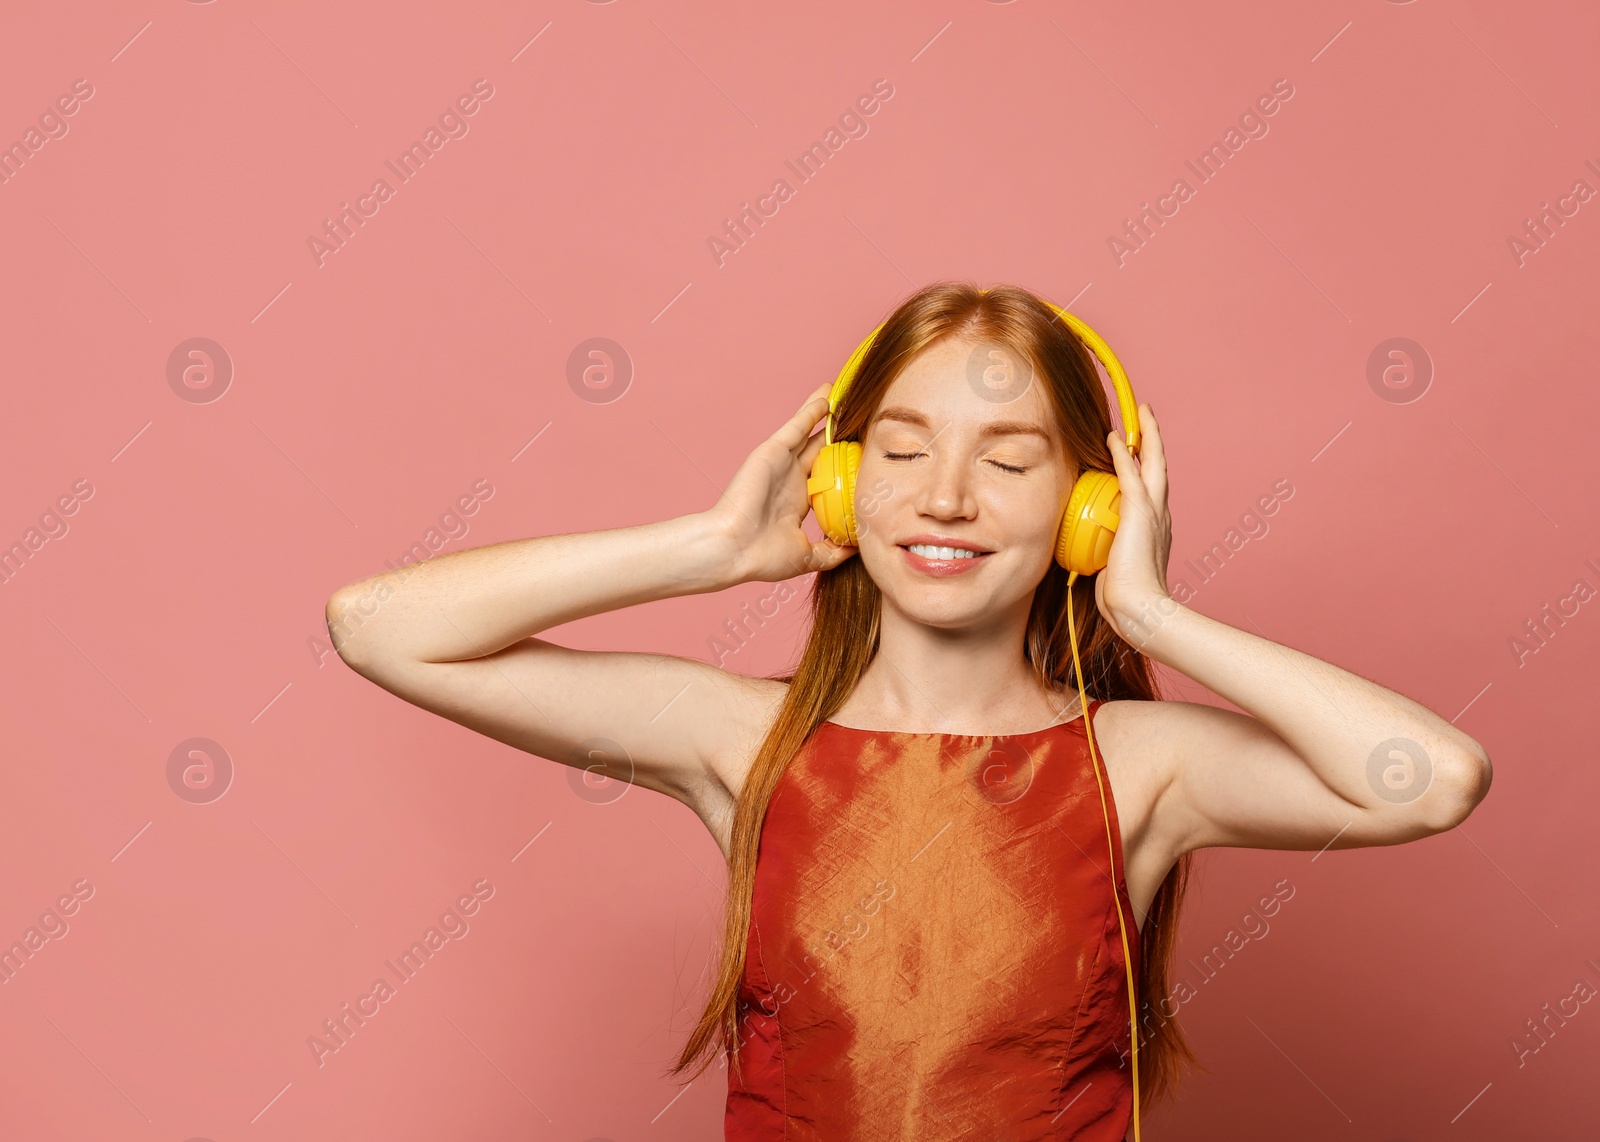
[{"left": 869, "top": 337, "right": 1057, "bottom": 440}]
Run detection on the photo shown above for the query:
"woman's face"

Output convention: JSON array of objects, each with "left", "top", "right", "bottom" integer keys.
[{"left": 853, "top": 335, "right": 1077, "bottom": 629}]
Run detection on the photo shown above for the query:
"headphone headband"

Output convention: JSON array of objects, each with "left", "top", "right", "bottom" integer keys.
[{"left": 822, "top": 302, "right": 1140, "bottom": 455}]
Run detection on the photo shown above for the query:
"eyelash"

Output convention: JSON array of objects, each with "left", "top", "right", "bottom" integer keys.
[{"left": 881, "top": 451, "right": 1029, "bottom": 475}]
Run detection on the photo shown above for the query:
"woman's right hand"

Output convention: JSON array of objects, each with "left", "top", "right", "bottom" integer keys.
[{"left": 703, "top": 382, "right": 860, "bottom": 584}]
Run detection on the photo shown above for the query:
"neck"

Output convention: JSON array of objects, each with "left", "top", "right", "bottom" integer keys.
[{"left": 842, "top": 594, "right": 1084, "bottom": 732}]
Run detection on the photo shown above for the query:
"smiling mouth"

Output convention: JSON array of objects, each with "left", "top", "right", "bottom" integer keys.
[{"left": 901, "top": 543, "right": 987, "bottom": 560}]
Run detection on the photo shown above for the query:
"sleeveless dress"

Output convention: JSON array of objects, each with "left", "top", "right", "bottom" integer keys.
[{"left": 724, "top": 698, "right": 1141, "bottom": 1140}]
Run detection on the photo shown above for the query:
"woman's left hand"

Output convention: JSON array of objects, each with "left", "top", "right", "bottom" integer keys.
[{"left": 1096, "top": 402, "right": 1174, "bottom": 645}]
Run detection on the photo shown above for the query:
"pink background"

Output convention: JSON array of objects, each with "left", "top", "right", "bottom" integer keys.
[{"left": 2, "top": 1, "right": 1597, "bottom": 1139}]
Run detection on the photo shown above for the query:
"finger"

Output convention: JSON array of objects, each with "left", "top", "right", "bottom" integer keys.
[
  {"left": 814, "top": 539, "right": 857, "bottom": 571},
  {"left": 775, "top": 384, "right": 835, "bottom": 452},
  {"left": 1106, "top": 429, "right": 1147, "bottom": 505},
  {"left": 1135, "top": 403, "right": 1167, "bottom": 507},
  {"left": 799, "top": 424, "right": 830, "bottom": 469}
]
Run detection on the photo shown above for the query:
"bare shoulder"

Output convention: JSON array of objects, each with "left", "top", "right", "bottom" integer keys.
[
  {"left": 1084, "top": 697, "right": 1183, "bottom": 817},
  {"left": 1090, "top": 695, "right": 1239, "bottom": 763},
  {"left": 1084, "top": 698, "right": 1215, "bottom": 865},
  {"left": 1089, "top": 695, "right": 1192, "bottom": 752},
  {"left": 1089, "top": 696, "right": 1246, "bottom": 805}
]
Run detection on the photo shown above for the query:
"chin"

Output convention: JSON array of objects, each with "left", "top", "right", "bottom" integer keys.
[
  {"left": 871, "top": 563, "right": 992, "bottom": 615},
  {"left": 882, "top": 595, "right": 992, "bottom": 630}
]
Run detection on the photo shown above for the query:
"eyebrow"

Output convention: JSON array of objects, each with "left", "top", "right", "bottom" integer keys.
[{"left": 871, "top": 406, "right": 1051, "bottom": 441}]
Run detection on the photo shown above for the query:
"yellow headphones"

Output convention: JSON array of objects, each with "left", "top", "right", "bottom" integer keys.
[{"left": 805, "top": 301, "right": 1148, "bottom": 1139}]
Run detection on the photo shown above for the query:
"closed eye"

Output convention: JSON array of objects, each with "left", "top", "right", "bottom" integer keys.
[{"left": 882, "top": 451, "right": 1029, "bottom": 475}]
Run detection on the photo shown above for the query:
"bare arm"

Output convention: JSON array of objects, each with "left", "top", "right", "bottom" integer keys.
[
  {"left": 1117, "top": 613, "right": 1491, "bottom": 854},
  {"left": 325, "top": 383, "right": 856, "bottom": 812},
  {"left": 328, "top": 512, "right": 736, "bottom": 668},
  {"left": 1093, "top": 404, "right": 1492, "bottom": 856}
]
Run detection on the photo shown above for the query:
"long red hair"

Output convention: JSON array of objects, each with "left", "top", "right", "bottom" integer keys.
[{"left": 669, "top": 281, "right": 1201, "bottom": 1106}]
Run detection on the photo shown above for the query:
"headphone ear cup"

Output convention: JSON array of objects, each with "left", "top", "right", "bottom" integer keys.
[
  {"left": 1055, "top": 470, "right": 1123, "bottom": 575},
  {"left": 806, "top": 440, "right": 862, "bottom": 546}
]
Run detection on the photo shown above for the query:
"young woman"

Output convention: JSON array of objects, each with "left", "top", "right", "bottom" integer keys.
[{"left": 326, "top": 282, "right": 1492, "bottom": 1140}]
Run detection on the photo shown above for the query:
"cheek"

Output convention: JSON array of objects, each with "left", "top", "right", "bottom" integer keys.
[
  {"left": 994, "top": 487, "right": 1065, "bottom": 543},
  {"left": 852, "top": 473, "right": 900, "bottom": 538}
]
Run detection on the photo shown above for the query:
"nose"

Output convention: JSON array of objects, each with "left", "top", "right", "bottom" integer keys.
[{"left": 913, "top": 438, "right": 978, "bottom": 522}]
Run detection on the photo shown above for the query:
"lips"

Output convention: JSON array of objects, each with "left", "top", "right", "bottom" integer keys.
[{"left": 898, "top": 543, "right": 991, "bottom": 577}]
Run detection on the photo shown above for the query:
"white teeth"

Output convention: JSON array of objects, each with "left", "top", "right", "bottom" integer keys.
[{"left": 907, "top": 544, "right": 980, "bottom": 559}]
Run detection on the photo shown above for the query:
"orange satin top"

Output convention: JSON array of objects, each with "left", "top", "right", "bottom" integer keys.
[{"left": 724, "top": 698, "right": 1139, "bottom": 1140}]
